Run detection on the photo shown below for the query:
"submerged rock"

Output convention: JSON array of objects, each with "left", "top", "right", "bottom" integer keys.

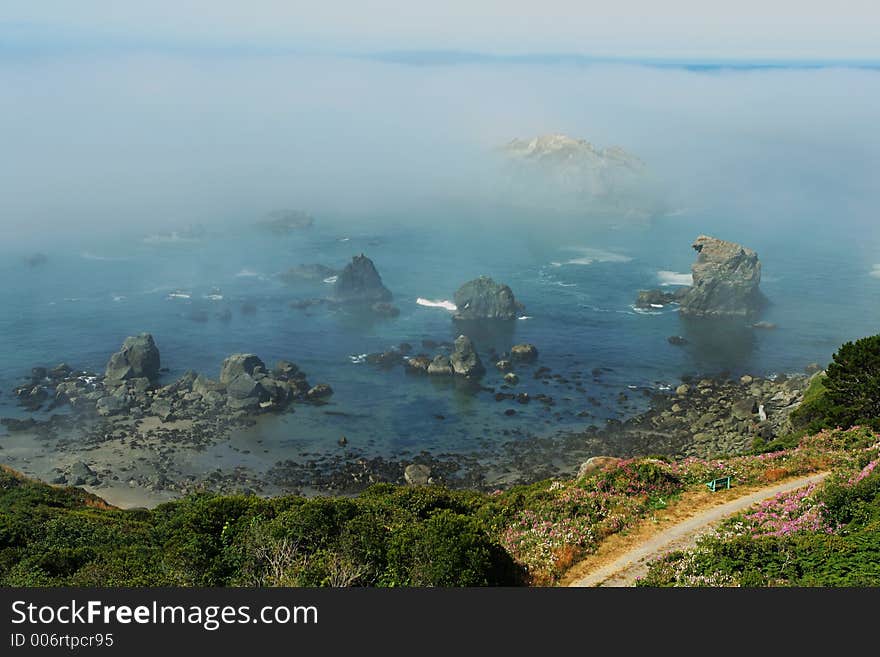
[
  {"left": 679, "top": 235, "right": 763, "bottom": 317},
  {"left": 334, "top": 254, "right": 392, "bottom": 304},
  {"left": 24, "top": 253, "right": 48, "bottom": 267},
  {"left": 105, "top": 333, "right": 161, "bottom": 383},
  {"left": 371, "top": 302, "right": 400, "bottom": 317},
  {"left": 452, "top": 276, "right": 520, "bottom": 321}
]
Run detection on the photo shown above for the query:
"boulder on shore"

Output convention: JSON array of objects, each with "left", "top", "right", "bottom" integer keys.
[
  {"left": 404, "top": 464, "right": 432, "bottom": 486},
  {"left": 219, "top": 354, "right": 267, "bottom": 385},
  {"left": 679, "top": 235, "right": 763, "bottom": 317},
  {"left": 577, "top": 456, "right": 622, "bottom": 479},
  {"left": 333, "top": 254, "right": 392, "bottom": 304},
  {"left": 105, "top": 333, "right": 161, "bottom": 383},
  {"left": 452, "top": 276, "right": 521, "bottom": 321}
]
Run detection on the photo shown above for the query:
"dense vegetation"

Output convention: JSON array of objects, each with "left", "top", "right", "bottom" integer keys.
[
  {"left": 0, "top": 431, "right": 850, "bottom": 587},
  {"left": 789, "top": 334, "right": 880, "bottom": 434}
]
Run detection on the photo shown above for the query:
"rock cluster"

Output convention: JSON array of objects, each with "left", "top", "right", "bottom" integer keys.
[
  {"left": 646, "top": 373, "right": 811, "bottom": 457},
  {"left": 8, "top": 335, "right": 331, "bottom": 424},
  {"left": 452, "top": 276, "right": 522, "bottom": 321}
]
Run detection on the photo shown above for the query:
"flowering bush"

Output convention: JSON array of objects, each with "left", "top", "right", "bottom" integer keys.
[
  {"left": 637, "top": 428, "right": 880, "bottom": 587},
  {"left": 739, "top": 484, "right": 834, "bottom": 537}
]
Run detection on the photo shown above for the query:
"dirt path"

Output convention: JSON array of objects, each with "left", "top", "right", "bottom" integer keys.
[{"left": 566, "top": 471, "right": 829, "bottom": 587}]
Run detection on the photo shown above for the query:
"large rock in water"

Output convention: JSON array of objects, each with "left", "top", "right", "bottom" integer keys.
[
  {"left": 220, "top": 354, "right": 267, "bottom": 385},
  {"left": 333, "top": 254, "right": 392, "bottom": 303},
  {"left": 450, "top": 335, "right": 485, "bottom": 378},
  {"left": 679, "top": 235, "right": 763, "bottom": 317},
  {"left": 452, "top": 276, "right": 520, "bottom": 321},
  {"left": 105, "top": 333, "right": 161, "bottom": 383}
]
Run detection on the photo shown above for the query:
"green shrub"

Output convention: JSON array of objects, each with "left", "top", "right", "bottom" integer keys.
[
  {"left": 823, "top": 335, "right": 880, "bottom": 428},
  {"left": 383, "top": 509, "right": 521, "bottom": 586}
]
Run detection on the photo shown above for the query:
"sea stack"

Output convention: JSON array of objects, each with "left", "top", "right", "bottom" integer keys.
[
  {"left": 452, "top": 276, "right": 521, "bottom": 321},
  {"left": 333, "top": 254, "right": 392, "bottom": 304},
  {"left": 679, "top": 235, "right": 763, "bottom": 317}
]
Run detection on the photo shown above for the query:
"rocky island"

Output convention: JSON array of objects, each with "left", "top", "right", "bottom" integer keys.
[
  {"left": 255, "top": 209, "right": 315, "bottom": 234},
  {"left": 452, "top": 275, "right": 522, "bottom": 321},
  {"left": 500, "top": 134, "right": 660, "bottom": 218}
]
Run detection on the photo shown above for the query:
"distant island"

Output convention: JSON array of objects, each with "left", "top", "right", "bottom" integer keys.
[{"left": 498, "top": 134, "right": 662, "bottom": 219}]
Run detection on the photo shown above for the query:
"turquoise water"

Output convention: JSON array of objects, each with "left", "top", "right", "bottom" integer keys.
[{"left": 2, "top": 202, "right": 879, "bottom": 460}]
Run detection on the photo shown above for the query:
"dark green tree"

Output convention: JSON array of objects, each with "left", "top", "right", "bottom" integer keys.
[{"left": 824, "top": 334, "right": 880, "bottom": 427}]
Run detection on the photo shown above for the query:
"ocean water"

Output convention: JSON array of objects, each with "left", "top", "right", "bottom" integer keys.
[{"left": 2, "top": 202, "right": 879, "bottom": 465}]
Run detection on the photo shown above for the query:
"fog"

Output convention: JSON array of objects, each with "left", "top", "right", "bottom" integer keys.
[{"left": 2, "top": 51, "right": 880, "bottom": 250}]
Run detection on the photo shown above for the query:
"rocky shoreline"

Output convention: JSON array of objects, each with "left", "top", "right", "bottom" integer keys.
[{"left": 0, "top": 326, "right": 820, "bottom": 505}]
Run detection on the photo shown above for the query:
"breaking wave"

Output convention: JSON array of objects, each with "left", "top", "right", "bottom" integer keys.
[{"left": 416, "top": 298, "right": 457, "bottom": 311}]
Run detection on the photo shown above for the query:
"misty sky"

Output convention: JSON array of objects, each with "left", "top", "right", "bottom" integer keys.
[
  {"left": 2, "top": 2, "right": 879, "bottom": 247},
  {"left": 3, "top": 1, "right": 880, "bottom": 60}
]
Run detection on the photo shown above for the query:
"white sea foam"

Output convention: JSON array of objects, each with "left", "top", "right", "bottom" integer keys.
[
  {"left": 631, "top": 305, "right": 663, "bottom": 315},
  {"left": 80, "top": 251, "right": 128, "bottom": 262},
  {"left": 871, "top": 264, "right": 880, "bottom": 278},
  {"left": 235, "top": 268, "right": 261, "bottom": 278},
  {"left": 559, "top": 247, "right": 633, "bottom": 266},
  {"left": 142, "top": 232, "right": 198, "bottom": 245},
  {"left": 416, "top": 298, "right": 457, "bottom": 311},
  {"left": 323, "top": 276, "right": 338, "bottom": 284},
  {"left": 167, "top": 291, "right": 191, "bottom": 300},
  {"left": 203, "top": 294, "right": 224, "bottom": 301},
  {"left": 349, "top": 354, "right": 368, "bottom": 364},
  {"left": 658, "top": 270, "right": 693, "bottom": 286},
  {"left": 517, "top": 315, "right": 532, "bottom": 320},
  {"left": 112, "top": 295, "right": 126, "bottom": 302}
]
